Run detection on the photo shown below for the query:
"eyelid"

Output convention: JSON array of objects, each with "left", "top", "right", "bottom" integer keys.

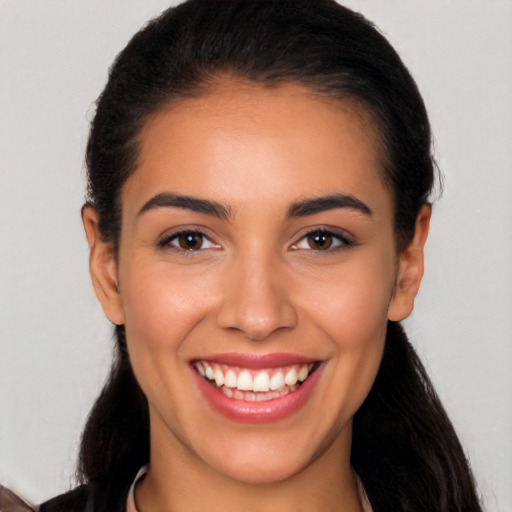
[
  {"left": 290, "top": 227, "right": 355, "bottom": 251},
  {"left": 157, "top": 226, "right": 220, "bottom": 251}
]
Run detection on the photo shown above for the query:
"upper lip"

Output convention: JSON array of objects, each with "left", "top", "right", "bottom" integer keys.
[{"left": 191, "top": 352, "right": 319, "bottom": 369}]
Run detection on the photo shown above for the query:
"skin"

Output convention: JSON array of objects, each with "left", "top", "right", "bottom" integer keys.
[{"left": 83, "top": 80, "right": 430, "bottom": 512}]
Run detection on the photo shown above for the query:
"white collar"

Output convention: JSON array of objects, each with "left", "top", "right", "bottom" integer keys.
[{"left": 126, "top": 465, "right": 148, "bottom": 512}]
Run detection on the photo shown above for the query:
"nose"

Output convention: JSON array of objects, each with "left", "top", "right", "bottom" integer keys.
[{"left": 216, "top": 255, "right": 298, "bottom": 341}]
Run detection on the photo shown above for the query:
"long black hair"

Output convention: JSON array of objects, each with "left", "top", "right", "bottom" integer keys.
[{"left": 77, "top": 1, "right": 482, "bottom": 510}]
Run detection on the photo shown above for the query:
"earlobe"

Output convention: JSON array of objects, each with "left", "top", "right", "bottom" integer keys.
[
  {"left": 82, "top": 206, "right": 125, "bottom": 325},
  {"left": 387, "top": 204, "right": 431, "bottom": 322}
]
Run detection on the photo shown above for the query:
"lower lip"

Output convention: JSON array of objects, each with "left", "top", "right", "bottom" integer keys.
[{"left": 192, "top": 364, "right": 323, "bottom": 423}]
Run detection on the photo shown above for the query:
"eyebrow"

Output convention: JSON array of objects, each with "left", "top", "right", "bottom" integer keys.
[
  {"left": 288, "top": 194, "right": 372, "bottom": 218},
  {"left": 137, "top": 192, "right": 371, "bottom": 221},
  {"left": 138, "top": 193, "right": 230, "bottom": 220}
]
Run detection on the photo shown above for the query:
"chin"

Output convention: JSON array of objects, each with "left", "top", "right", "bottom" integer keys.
[
  {"left": 199, "top": 419, "right": 350, "bottom": 486},
  {"left": 213, "top": 450, "right": 313, "bottom": 485}
]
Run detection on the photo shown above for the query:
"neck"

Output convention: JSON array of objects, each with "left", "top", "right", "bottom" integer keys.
[{"left": 137, "top": 416, "right": 364, "bottom": 512}]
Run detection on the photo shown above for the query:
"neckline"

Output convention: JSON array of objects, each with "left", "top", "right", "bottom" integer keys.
[{"left": 126, "top": 465, "right": 372, "bottom": 512}]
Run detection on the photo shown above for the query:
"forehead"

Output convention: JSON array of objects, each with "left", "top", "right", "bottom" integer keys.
[{"left": 124, "top": 80, "right": 390, "bottom": 216}]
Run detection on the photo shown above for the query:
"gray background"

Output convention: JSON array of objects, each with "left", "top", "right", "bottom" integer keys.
[{"left": 1, "top": 1, "right": 511, "bottom": 510}]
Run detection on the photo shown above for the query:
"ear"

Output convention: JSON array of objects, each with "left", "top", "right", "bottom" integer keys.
[
  {"left": 387, "top": 204, "right": 431, "bottom": 322},
  {"left": 82, "top": 206, "right": 125, "bottom": 325}
]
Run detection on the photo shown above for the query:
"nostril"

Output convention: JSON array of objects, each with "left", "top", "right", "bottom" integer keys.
[
  {"left": 217, "top": 300, "right": 298, "bottom": 341},
  {"left": 216, "top": 262, "right": 299, "bottom": 339}
]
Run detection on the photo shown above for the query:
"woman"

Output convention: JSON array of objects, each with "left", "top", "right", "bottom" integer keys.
[{"left": 10, "top": 0, "right": 483, "bottom": 510}]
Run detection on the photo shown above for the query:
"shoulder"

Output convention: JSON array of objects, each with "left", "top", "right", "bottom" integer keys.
[
  {"left": 38, "top": 482, "right": 129, "bottom": 512},
  {"left": 38, "top": 486, "right": 91, "bottom": 512}
]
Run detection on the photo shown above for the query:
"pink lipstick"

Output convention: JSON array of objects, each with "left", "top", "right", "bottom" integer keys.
[{"left": 191, "top": 354, "right": 323, "bottom": 423}]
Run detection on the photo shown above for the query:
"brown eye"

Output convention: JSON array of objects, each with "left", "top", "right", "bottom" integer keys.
[
  {"left": 307, "top": 232, "right": 333, "bottom": 250},
  {"left": 158, "top": 230, "right": 218, "bottom": 252},
  {"left": 176, "top": 232, "right": 204, "bottom": 250},
  {"left": 292, "top": 229, "right": 353, "bottom": 252}
]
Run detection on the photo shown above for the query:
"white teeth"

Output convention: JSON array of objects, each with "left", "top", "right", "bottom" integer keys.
[
  {"left": 284, "top": 368, "right": 298, "bottom": 386},
  {"left": 237, "top": 370, "right": 253, "bottom": 391},
  {"left": 196, "top": 360, "right": 317, "bottom": 395},
  {"left": 269, "top": 370, "right": 285, "bottom": 390},
  {"left": 254, "top": 391, "right": 274, "bottom": 401},
  {"left": 196, "top": 362, "right": 206, "bottom": 377},
  {"left": 298, "top": 365, "right": 309, "bottom": 382},
  {"left": 220, "top": 385, "right": 299, "bottom": 401},
  {"left": 253, "top": 371, "right": 270, "bottom": 392},
  {"left": 224, "top": 369, "right": 237, "bottom": 388},
  {"left": 213, "top": 366, "right": 224, "bottom": 387}
]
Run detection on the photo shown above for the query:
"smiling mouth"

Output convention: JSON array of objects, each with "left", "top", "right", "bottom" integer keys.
[{"left": 193, "top": 360, "right": 320, "bottom": 402}]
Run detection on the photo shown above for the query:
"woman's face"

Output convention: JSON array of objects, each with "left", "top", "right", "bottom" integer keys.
[{"left": 88, "top": 80, "right": 422, "bottom": 484}]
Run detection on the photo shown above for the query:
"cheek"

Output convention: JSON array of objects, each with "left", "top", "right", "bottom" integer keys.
[
  {"left": 304, "top": 255, "right": 395, "bottom": 346},
  {"left": 120, "top": 261, "right": 217, "bottom": 369},
  {"left": 299, "top": 252, "right": 395, "bottom": 414},
  {"left": 313, "top": 274, "right": 389, "bottom": 386}
]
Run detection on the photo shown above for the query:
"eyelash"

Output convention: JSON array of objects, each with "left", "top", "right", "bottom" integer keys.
[
  {"left": 157, "top": 229, "right": 219, "bottom": 252},
  {"left": 157, "top": 228, "right": 354, "bottom": 253},
  {"left": 291, "top": 229, "right": 355, "bottom": 252}
]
